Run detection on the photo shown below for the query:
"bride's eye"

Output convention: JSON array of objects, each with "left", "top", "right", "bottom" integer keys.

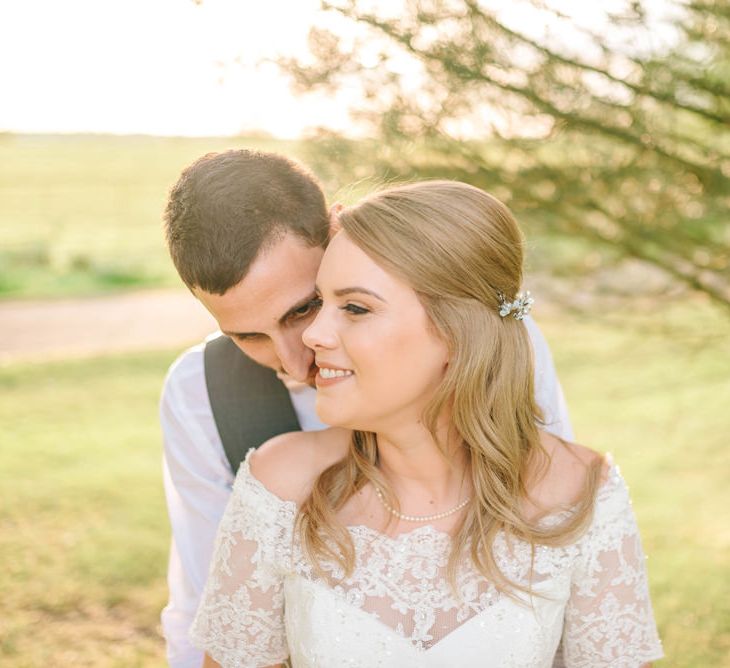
[{"left": 341, "top": 303, "right": 370, "bottom": 316}]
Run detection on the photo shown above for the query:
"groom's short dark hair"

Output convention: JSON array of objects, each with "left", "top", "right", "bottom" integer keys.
[{"left": 164, "top": 149, "right": 329, "bottom": 294}]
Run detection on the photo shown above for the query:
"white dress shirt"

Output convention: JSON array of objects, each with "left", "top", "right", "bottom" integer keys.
[{"left": 159, "top": 318, "right": 572, "bottom": 668}]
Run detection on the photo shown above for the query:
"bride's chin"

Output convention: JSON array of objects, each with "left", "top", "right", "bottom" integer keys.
[
  {"left": 314, "top": 401, "right": 347, "bottom": 428},
  {"left": 314, "top": 403, "right": 371, "bottom": 432}
]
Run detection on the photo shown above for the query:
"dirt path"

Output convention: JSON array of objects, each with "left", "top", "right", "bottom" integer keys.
[
  {"left": 0, "top": 278, "right": 570, "bottom": 366},
  {"left": 0, "top": 289, "right": 217, "bottom": 364}
]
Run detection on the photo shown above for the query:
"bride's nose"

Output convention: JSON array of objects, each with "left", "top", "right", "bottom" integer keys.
[{"left": 302, "top": 305, "right": 338, "bottom": 350}]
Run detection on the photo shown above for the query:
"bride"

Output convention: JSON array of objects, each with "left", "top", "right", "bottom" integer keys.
[{"left": 190, "top": 181, "right": 663, "bottom": 667}]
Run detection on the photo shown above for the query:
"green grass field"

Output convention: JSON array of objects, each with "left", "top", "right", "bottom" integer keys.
[
  {"left": 0, "top": 134, "right": 310, "bottom": 299},
  {"left": 1, "top": 300, "right": 728, "bottom": 667},
  {"left": 0, "top": 350, "right": 176, "bottom": 667}
]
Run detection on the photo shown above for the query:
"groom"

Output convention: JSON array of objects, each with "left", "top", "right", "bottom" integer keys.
[{"left": 159, "top": 149, "right": 573, "bottom": 667}]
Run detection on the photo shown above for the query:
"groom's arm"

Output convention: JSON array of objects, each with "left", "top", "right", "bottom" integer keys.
[
  {"left": 160, "top": 344, "right": 234, "bottom": 668},
  {"left": 523, "top": 315, "right": 574, "bottom": 441}
]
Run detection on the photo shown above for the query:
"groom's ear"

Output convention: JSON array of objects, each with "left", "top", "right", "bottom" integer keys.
[{"left": 327, "top": 203, "right": 344, "bottom": 239}]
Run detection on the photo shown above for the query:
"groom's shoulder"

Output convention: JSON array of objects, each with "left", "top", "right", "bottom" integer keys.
[
  {"left": 250, "top": 428, "right": 351, "bottom": 504},
  {"left": 160, "top": 340, "right": 208, "bottom": 403},
  {"left": 162, "top": 332, "right": 225, "bottom": 383},
  {"left": 161, "top": 332, "right": 227, "bottom": 398}
]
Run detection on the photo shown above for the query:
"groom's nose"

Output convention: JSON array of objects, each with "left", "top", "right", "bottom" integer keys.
[{"left": 274, "top": 332, "right": 315, "bottom": 383}]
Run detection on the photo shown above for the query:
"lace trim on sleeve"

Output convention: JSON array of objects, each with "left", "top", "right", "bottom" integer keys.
[
  {"left": 189, "top": 452, "right": 297, "bottom": 667},
  {"left": 562, "top": 465, "right": 663, "bottom": 667}
]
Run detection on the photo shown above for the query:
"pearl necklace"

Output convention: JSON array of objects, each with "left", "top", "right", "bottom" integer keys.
[{"left": 373, "top": 485, "right": 471, "bottom": 523}]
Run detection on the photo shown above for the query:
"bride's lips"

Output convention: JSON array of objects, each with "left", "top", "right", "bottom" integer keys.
[{"left": 315, "top": 363, "right": 355, "bottom": 388}]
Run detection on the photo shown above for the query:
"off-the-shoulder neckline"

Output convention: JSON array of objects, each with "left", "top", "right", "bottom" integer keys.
[{"left": 238, "top": 449, "right": 624, "bottom": 541}]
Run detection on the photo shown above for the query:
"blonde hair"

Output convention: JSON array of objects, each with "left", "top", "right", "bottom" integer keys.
[{"left": 297, "top": 180, "right": 602, "bottom": 595}]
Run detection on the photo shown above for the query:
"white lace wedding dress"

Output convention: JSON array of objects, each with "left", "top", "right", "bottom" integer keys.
[{"left": 190, "top": 453, "right": 663, "bottom": 667}]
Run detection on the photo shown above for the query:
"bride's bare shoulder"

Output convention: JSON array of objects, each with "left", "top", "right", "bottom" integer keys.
[
  {"left": 249, "top": 427, "right": 351, "bottom": 504},
  {"left": 527, "top": 431, "right": 610, "bottom": 512}
]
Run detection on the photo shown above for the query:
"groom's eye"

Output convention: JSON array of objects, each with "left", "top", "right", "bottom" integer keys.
[
  {"left": 233, "top": 332, "right": 263, "bottom": 342},
  {"left": 291, "top": 298, "right": 322, "bottom": 320}
]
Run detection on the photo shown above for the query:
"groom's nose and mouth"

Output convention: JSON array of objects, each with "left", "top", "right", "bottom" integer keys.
[
  {"left": 265, "top": 331, "right": 351, "bottom": 389},
  {"left": 273, "top": 332, "right": 322, "bottom": 387}
]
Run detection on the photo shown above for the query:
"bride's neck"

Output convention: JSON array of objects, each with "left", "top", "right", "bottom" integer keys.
[{"left": 374, "top": 421, "right": 468, "bottom": 500}]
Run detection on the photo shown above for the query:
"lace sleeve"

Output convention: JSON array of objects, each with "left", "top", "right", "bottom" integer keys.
[
  {"left": 562, "top": 468, "right": 663, "bottom": 668},
  {"left": 189, "top": 455, "right": 296, "bottom": 668}
]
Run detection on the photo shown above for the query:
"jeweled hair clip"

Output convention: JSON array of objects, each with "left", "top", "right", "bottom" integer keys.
[{"left": 498, "top": 291, "right": 534, "bottom": 321}]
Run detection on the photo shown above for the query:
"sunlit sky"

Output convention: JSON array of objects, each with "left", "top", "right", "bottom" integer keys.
[
  {"left": 0, "top": 0, "right": 352, "bottom": 137},
  {"left": 0, "top": 0, "right": 677, "bottom": 138}
]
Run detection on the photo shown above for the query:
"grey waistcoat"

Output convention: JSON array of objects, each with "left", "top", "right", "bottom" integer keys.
[{"left": 204, "top": 335, "right": 301, "bottom": 474}]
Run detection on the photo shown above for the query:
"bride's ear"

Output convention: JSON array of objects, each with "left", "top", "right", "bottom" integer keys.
[{"left": 328, "top": 203, "right": 344, "bottom": 238}]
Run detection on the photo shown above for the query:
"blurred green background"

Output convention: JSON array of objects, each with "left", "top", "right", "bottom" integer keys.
[{"left": 0, "top": 134, "right": 303, "bottom": 299}]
